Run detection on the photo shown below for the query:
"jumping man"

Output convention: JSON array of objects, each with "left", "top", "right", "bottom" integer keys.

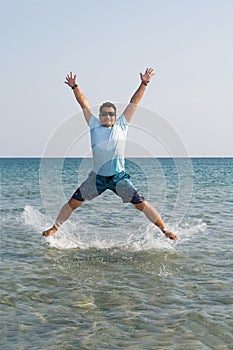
[{"left": 42, "top": 68, "right": 177, "bottom": 240}]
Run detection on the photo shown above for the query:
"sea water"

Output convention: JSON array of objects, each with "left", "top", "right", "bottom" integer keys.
[{"left": 1, "top": 158, "right": 233, "bottom": 349}]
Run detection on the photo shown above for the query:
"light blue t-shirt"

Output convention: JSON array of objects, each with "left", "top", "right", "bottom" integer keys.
[{"left": 89, "top": 114, "right": 128, "bottom": 176}]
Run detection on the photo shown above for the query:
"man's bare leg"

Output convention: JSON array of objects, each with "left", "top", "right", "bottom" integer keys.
[
  {"left": 133, "top": 200, "right": 177, "bottom": 240},
  {"left": 42, "top": 198, "right": 84, "bottom": 236}
]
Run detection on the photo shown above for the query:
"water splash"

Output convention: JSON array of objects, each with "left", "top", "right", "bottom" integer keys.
[{"left": 22, "top": 206, "right": 206, "bottom": 251}]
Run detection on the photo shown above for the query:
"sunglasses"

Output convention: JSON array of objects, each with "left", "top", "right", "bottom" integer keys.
[{"left": 100, "top": 111, "right": 116, "bottom": 117}]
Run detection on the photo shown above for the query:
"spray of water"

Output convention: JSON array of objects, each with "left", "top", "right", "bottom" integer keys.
[{"left": 22, "top": 205, "right": 206, "bottom": 251}]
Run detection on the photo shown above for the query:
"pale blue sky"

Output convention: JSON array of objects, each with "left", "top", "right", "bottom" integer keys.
[{"left": 1, "top": 0, "right": 232, "bottom": 157}]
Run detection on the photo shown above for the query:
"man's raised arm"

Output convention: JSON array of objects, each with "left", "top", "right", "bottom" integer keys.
[
  {"left": 123, "top": 67, "right": 155, "bottom": 123},
  {"left": 65, "top": 72, "right": 92, "bottom": 124}
]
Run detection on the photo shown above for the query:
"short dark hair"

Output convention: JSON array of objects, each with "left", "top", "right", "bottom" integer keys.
[{"left": 99, "top": 102, "right": 117, "bottom": 114}]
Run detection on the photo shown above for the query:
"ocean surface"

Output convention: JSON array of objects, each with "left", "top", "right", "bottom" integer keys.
[{"left": 1, "top": 157, "right": 233, "bottom": 350}]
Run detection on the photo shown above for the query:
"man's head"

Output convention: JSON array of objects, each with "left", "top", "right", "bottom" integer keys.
[{"left": 99, "top": 102, "right": 116, "bottom": 127}]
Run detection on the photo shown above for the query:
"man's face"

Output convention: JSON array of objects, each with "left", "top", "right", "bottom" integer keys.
[{"left": 99, "top": 107, "right": 116, "bottom": 127}]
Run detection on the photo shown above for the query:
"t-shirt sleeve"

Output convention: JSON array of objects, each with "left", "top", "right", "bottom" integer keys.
[
  {"left": 88, "top": 115, "right": 100, "bottom": 128},
  {"left": 117, "top": 114, "right": 128, "bottom": 131}
]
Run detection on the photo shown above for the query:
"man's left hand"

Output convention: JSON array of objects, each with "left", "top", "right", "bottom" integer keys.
[{"left": 140, "top": 67, "right": 155, "bottom": 84}]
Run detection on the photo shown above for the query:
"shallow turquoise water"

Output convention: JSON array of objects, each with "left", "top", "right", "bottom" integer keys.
[{"left": 1, "top": 158, "right": 233, "bottom": 349}]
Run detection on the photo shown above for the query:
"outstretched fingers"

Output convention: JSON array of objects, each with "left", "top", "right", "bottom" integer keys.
[
  {"left": 145, "top": 67, "right": 155, "bottom": 78},
  {"left": 64, "top": 71, "right": 77, "bottom": 87},
  {"left": 140, "top": 67, "right": 155, "bottom": 84}
]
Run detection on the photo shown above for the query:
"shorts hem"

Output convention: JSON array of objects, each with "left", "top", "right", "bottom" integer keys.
[
  {"left": 130, "top": 197, "right": 145, "bottom": 204},
  {"left": 71, "top": 189, "right": 85, "bottom": 202}
]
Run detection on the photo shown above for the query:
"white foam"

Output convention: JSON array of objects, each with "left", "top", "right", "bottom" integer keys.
[
  {"left": 22, "top": 205, "right": 50, "bottom": 230},
  {"left": 121, "top": 224, "right": 176, "bottom": 252},
  {"left": 174, "top": 219, "right": 207, "bottom": 242}
]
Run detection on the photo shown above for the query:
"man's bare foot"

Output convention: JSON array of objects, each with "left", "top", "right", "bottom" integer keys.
[
  {"left": 162, "top": 228, "right": 177, "bottom": 240},
  {"left": 42, "top": 225, "right": 57, "bottom": 237}
]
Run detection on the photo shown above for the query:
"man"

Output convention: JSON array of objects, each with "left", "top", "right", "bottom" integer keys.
[{"left": 42, "top": 68, "right": 177, "bottom": 240}]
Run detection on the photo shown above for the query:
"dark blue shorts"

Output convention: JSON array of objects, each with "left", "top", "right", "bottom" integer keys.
[{"left": 72, "top": 171, "right": 145, "bottom": 204}]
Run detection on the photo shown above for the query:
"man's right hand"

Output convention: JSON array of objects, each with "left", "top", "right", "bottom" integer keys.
[{"left": 65, "top": 71, "right": 92, "bottom": 124}]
